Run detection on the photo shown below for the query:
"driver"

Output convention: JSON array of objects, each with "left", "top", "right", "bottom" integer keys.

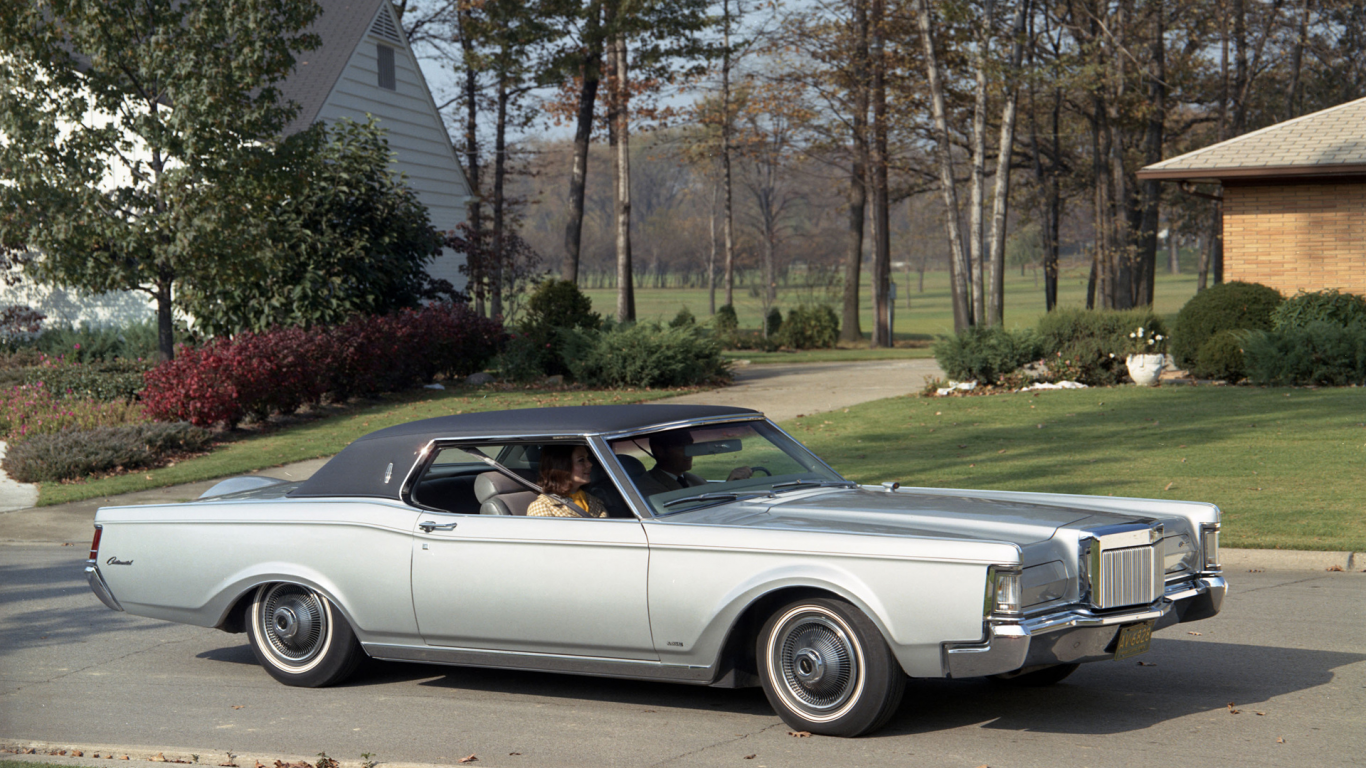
[{"left": 633, "top": 429, "right": 752, "bottom": 497}]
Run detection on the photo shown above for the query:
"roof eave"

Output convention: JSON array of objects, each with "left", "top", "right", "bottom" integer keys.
[{"left": 1137, "top": 163, "right": 1366, "bottom": 182}]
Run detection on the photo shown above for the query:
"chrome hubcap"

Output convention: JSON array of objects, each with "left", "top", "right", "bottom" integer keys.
[
  {"left": 772, "top": 609, "right": 861, "bottom": 717},
  {"left": 259, "top": 584, "right": 327, "bottom": 665}
]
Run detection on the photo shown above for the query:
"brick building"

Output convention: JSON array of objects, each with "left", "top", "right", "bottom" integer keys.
[{"left": 1137, "top": 96, "right": 1366, "bottom": 296}]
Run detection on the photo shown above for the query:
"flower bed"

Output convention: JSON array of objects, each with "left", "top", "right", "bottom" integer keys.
[{"left": 0, "top": 383, "right": 147, "bottom": 442}]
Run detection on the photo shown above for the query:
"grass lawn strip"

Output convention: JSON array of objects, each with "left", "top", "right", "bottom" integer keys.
[
  {"left": 782, "top": 386, "right": 1366, "bottom": 552},
  {"left": 36, "top": 385, "right": 675, "bottom": 507}
]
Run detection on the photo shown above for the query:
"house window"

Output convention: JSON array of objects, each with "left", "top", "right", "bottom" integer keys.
[{"left": 377, "top": 43, "right": 396, "bottom": 90}]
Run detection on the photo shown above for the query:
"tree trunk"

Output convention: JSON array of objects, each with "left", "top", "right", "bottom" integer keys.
[
  {"left": 917, "top": 0, "right": 972, "bottom": 332},
  {"left": 840, "top": 0, "right": 870, "bottom": 343},
  {"left": 721, "top": 0, "right": 736, "bottom": 310},
  {"left": 156, "top": 276, "right": 174, "bottom": 362},
  {"left": 968, "top": 0, "right": 995, "bottom": 325},
  {"left": 561, "top": 1, "right": 604, "bottom": 284},
  {"left": 611, "top": 32, "right": 634, "bottom": 322},
  {"left": 870, "top": 0, "right": 890, "bottom": 348},
  {"left": 1168, "top": 222, "right": 1180, "bottom": 274},
  {"left": 490, "top": 74, "right": 509, "bottom": 319},
  {"left": 985, "top": 0, "right": 1029, "bottom": 326},
  {"left": 708, "top": 180, "right": 718, "bottom": 314},
  {"left": 1285, "top": 0, "right": 1310, "bottom": 119},
  {"left": 1135, "top": 0, "right": 1166, "bottom": 307},
  {"left": 459, "top": 4, "right": 484, "bottom": 315}
]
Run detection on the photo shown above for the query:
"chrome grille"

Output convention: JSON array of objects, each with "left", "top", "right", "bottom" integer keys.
[
  {"left": 1096, "top": 545, "right": 1158, "bottom": 609},
  {"left": 1083, "top": 522, "right": 1164, "bottom": 610}
]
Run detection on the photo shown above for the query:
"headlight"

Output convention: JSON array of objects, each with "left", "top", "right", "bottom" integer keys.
[
  {"left": 1201, "top": 524, "right": 1221, "bottom": 570},
  {"left": 984, "top": 565, "right": 1022, "bottom": 616}
]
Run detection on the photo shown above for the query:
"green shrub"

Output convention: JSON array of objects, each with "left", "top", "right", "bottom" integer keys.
[
  {"left": 714, "top": 304, "right": 740, "bottom": 348},
  {"left": 1194, "top": 330, "right": 1248, "bottom": 383},
  {"left": 559, "top": 322, "right": 731, "bottom": 388},
  {"left": 515, "top": 279, "right": 601, "bottom": 377},
  {"left": 33, "top": 318, "right": 175, "bottom": 362},
  {"left": 764, "top": 307, "right": 783, "bottom": 338},
  {"left": 21, "top": 357, "right": 151, "bottom": 402},
  {"left": 1270, "top": 289, "right": 1366, "bottom": 331},
  {"left": 1243, "top": 320, "right": 1366, "bottom": 386},
  {"left": 2, "top": 422, "right": 212, "bottom": 483},
  {"left": 934, "top": 325, "right": 1046, "bottom": 383},
  {"left": 777, "top": 305, "right": 839, "bottom": 349},
  {"left": 1171, "top": 281, "right": 1282, "bottom": 370},
  {"left": 669, "top": 306, "right": 696, "bottom": 328},
  {"left": 493, "top": 333, "right": 551, "bottom": 383},
  {"left": 1035, "top": 308, "right": 1166, "bottom": 386}
]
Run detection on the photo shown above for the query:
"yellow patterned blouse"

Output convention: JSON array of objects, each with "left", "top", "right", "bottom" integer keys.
[{"left": 527, "top": 490, "right": 608, "bottom": 518}]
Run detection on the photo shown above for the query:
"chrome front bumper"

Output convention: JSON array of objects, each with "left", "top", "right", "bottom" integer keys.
[
  {"left": 942, "top": 574, "right": 1226, "bottom": 678},
  {"left": 86, "top": 563, "right": 124, "bottom": 612}
]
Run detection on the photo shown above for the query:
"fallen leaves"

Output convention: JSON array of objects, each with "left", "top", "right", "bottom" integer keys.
[
  {"left": 1187, "top": 631, "right": 1202, "bottom": 636},
  {"left": 1137, "top": 661, "right": 1157, "bottom": 666},
  {"left": 1228, "top": 702, "right": 1241, "bottom": 714},
  {"left": 1327, "top": 565, "right": 1344, "bottom": 572},
  {"left": 232, "top": 705, "right": 245, "bottom": 710},
  {"left": 788, "top": 730, "right": 812, "bottom": 738},
  {"left": 744, "top": 755, "right": 757, "bottom": 760},
  {"left": 1277, "top": 737, "right": 1286, "bottom": 744},
  {"left": 458, "top": 756, "right": 478, "bottom": 764},
  {"left": 1164, "top": 482, "right": 1174, "bottom": 491}
]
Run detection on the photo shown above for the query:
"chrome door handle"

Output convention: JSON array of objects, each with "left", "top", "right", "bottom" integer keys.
[{"left": 419, "top": 521, "right": 458, "bottom": 533}]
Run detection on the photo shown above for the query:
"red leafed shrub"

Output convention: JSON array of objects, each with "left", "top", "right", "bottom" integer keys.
[{"left": 142, "top": 303, "right": 503, "bottom": 428}]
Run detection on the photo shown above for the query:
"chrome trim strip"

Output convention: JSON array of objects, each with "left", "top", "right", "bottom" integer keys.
[
  {"left": 362, "top": 643, "right": 715, "bottom": 683},
  {"left": 85, "top": 564, "right": 124, "bottom": 612},
  {"left": 597, "top": 414, "right": 767, "bottom": 442}
]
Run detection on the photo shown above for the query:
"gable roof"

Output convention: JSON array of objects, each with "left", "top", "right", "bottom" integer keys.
[
  {"left": 277, "top": 0, "right": 386, "bottom": 136},
  {"left": 1138, "top": 96, "right": 1366, "bottom": 182}
]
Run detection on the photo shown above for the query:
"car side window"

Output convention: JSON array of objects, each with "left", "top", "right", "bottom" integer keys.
[{"left": 412, "top": 444, "right": 533, "bottom": 515}]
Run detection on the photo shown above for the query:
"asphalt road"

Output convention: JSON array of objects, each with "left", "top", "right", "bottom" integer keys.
[{"left": 2, "top": 546, "right": 1364, "bottom": 767}]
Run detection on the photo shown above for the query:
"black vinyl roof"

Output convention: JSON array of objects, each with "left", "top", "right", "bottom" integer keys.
[{"left": 291, "top": 404, "right": 760, "bottom": 500}]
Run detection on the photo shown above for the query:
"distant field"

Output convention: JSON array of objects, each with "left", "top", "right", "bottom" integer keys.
[{"left": 582, "top": 265, "right": 1201, "bottom": 342}]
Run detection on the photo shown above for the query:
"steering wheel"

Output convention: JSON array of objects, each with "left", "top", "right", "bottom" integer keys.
[{"left": 749, "top": 466, "right": 772, "bottom": 477}]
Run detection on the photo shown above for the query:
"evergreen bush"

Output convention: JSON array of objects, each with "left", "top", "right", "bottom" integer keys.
[
  {"left": 714, "top": 304, "right": 740, "bottom": 347},
  {"left": 669, "top": 306, "right": 696, "bottom": 328},
  {"left": 1270, "top": 289, "right": 1366, "bottom": 331},
  {"left": 1243, "top": 320, "right": 1366, "bottom": 386},
  {"left": 1194, "top": 330, "right": 1248, "bottom": 383},
  {"left": 21, "top": 357, "right": 151, "bottom": 402},
  {"left": 777, "top": 305, "right": 840, "bottom": 349},
  {"left": 559, "top": 322, "right": 730, "bottom": 388},
  {"left": 1171, "top": 281, "right": 1282, "bottom": 370},
  {"left": 516, "top": 280, "right": 601, "bottom": 377},
  {"left": 934, "top": 326, "right": 1046, "bottom": 383},
  {"left": 764, "top": 307, "right": 783, "bottom": 338},
  {"left": 1035, "top": 308, "right": 1166, "bottom": 385}
]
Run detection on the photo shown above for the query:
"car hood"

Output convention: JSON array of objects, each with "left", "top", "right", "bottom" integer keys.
[{"left": 667, "top": 487, "right": 1144, "bottom": 546}]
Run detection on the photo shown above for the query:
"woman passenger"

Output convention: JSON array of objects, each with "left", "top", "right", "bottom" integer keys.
[{"left": 527, "top": 444, "right": 609, "bottom": 518}]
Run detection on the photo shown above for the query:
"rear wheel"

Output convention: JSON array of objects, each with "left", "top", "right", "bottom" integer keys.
[
  {"left": 757, "top": 597, "right": 905, "bottom": 737},
  {"left": 247, "top": 583, "right": 362, "bottom": 687}
]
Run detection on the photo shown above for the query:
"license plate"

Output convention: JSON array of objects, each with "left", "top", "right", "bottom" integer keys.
[{"left": 1113, "top": 620, "right": 1154, "bottom": 660}]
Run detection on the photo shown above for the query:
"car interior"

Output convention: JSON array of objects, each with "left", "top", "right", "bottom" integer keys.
[{"left": 410, "top": 442, "right": 644, "bottom": 518}]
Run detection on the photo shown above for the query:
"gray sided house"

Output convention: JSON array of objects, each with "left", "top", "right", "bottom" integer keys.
[{"left": 1, "top": 0, "right": 472, "bottom": 327}]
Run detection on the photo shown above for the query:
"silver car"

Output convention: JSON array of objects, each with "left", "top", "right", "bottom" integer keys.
[{"left": 86, "top": 404, "right": 1226, "bottom": 737}]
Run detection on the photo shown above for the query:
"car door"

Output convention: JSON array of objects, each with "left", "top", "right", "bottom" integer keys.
[{"left": 409, "top": 443, "right": 656, "bottom": 660}]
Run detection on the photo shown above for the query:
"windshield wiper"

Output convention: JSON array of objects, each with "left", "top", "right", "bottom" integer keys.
[
  {"left": 770, "top": 479, "right": 858, "bottom": 493},
  {"left": 662, "top": 490, "right": 773, "bottom": 508}
]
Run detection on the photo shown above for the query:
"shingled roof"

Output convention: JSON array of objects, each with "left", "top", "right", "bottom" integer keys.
[
  {"left": 1138, "top": 96, "right": 1366, "bottom": 182},
  {"left": 277, "top": 0, "right": 386, "bottom": 137}
]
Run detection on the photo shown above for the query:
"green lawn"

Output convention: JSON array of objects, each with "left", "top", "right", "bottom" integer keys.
[
  {"left": 583, "top": 266, "right": 1201, "bottom": 342},
  {"left": 781, "top": 386, "right": 1366, "bottom": 552},
  {"left": 36, "top": 385, "right": 678, "bottom": 507}
]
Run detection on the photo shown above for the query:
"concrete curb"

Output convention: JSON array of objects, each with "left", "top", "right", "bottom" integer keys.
[
  {"left": 1219, "top": 548, "right": 1364, "bottom": 573},
  {"left": 1, "top": 741, "right": 461, "bottom": 768}
]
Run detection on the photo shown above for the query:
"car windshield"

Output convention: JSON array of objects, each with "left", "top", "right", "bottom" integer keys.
[{"left": 610, "top": 421, "right": 851, "bottom": 514}]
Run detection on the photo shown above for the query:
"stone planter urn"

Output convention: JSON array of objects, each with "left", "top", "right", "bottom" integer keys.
[{"left": 1126, "top": 353, "right": 1166, "bottom": 386}]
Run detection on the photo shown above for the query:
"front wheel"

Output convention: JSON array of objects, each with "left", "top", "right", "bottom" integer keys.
[
  {"left": 757, "top": 597, "right": 905, "bottom": 737},
  {"left": 247, "top": 583, "right": 363, "bottom": 687}
]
